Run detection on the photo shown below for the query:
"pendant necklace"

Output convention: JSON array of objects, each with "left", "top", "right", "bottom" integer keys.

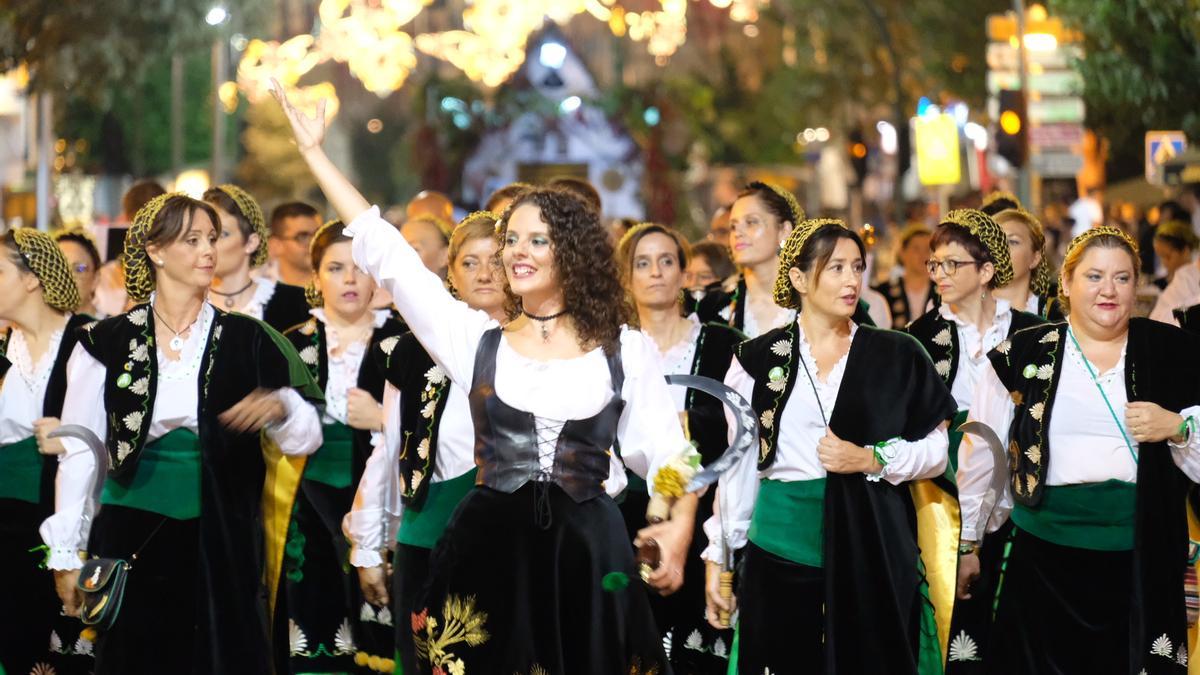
[
  {"left": 210, "top": 280, "right": 255, "bottom": 309},
  {"left": 522, "top": 308, "right": 568, "bottom": 342},
  {"left": 152, "top": 304, "right": 196, "bottom": 352}
]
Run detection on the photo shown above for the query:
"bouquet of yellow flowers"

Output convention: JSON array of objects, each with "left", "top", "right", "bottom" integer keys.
[{"left": 645, "top": 443, "right": 702, "bottom": 523}]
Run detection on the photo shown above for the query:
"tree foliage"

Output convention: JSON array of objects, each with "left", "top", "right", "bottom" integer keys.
[{"left": 1051, "top": 0, "right": 1200, "bottom": 179}]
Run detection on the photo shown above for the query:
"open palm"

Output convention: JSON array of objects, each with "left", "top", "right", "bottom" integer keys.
[{"left": 269, "top": 78, "right": 327, "bottom": 151}]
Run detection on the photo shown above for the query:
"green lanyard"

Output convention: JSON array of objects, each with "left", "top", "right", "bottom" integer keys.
[{"left": 1067, "top": 327, "right": 1138, "bottom": 465}]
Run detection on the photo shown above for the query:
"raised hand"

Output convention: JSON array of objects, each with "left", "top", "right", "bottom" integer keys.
[{"left": 268, "top": 78, "right": 328, "bottom": 153}]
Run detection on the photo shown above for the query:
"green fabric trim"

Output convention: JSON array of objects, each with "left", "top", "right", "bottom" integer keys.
[
  {"left": 946, "top": 409, "right": 970, "bottom": 482},
  {"left": 304, "top": 422, "right": 354, "bottom": 488},
  {"left": 0, "top": 436, "right": 42, "bottom": 503},
  {"left": 747, "top": 478, "right": 825, "bottom": 567},
  {"left": 101, "top": 428, "right": 201, "bottom": 520},
  {"left": 726, "top": 621, "right": 739, "bottom": 675},
  {"left": 397, "top": 469, "right": 477, "bottom": 549},
  {"left": 250, "top": 315, "right": 325, "bottom": 402},
  {"left": 1012, "top": 479, "right": 1136, "bottom": 551},
  {"left": 916, "top": 556, "right": 944, "bottom": 675}
]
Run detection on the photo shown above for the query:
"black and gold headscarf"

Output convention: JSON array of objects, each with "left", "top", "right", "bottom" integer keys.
[
  {"left": 773, "top": 218, "right": 849, "bottom": 309},
  {"left": 212, "top": 184, "right": 269, "bottom": 268},
  {"left": 305, "top": 218, "right": 344, "bottom": 307},
  {"left": 9, "top": 228, "right": 81, "bottom": 312},
  {"left": 940, "top": 208, "right": 1014, "bottom": 288}
]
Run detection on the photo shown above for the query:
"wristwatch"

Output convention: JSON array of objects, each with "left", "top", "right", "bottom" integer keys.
[{"left": 958, "top": 540, "right": 981, "bottom": 556}]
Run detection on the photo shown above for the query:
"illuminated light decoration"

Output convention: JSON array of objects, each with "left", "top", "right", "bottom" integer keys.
[
  {"left": 851, "top": 142, "right": 867, "bottom": 159},
  {"left": 174, "top": 169, "right": 212, "bottom": 199},
  {"left": 236, "top": 36, "right": 325, "bottom": 103},
  {"left": 559, "top": 96, "right": 582, "bottom": 113},
  {"left": 367, "top": 118, "right": 383, "bottom": 133},
  {"left": 1023, "top": 32, "right": 1058, "bottom": 52},
  {"left": 317, "top": 0, "right": 424, "bottom": 96},
  {"left": 643, "top": 106, "right": 660, "bottom": 126},
  {"left": 54, "top": 174, "right": 96, "bottom": 228},
  {"left": 964, "top": 122, "right": 989, "bottom": 151},
  {"left": 814, "top": 127, "right": 830, "bottom": 143},
  {"left": 415, "top": 31, "right": 529, "bottom": 88},
  {"left": 539, "top": 42, "right": 568, "bottom": 69},
  {"left": 218, "top": 81, "right": 239, "bottom": 113},
  {"left": 206, "top": 6, "right": 228, "bottom": 26},
  {"left": 876, "top": 121, "right": 898, "bottom": 155}
]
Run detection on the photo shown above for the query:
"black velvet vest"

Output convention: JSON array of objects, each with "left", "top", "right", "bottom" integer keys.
[
  {"left": 906, "top": 306, "right": 1045, "bottom": 390},
  {"left": 261, "top": 281, "right": 312, "bottom": 333},
  {"left": 377, "top": 332, "right": 454, "bottom": 509},
  {"left": 469, "top": 328, "right": 624, "bottom": 503}
]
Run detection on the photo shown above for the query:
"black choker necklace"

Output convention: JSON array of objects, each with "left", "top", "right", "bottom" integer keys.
[
  {"left": 522, "top": 308, "right": 568, "bottom": 342},
  {"left": 210, "top": 280, "right": 255, "bottom": 309}
]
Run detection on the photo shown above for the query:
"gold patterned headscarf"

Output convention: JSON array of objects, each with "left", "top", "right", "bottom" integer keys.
[
  {"left": 8, "top": 228, "right": 81, "bottom": 312},
  {"left": 994, "top": 208, "right": 1053, "bottom": 295},
  {"left": 750, "top": 181, "right": 805, "bottom": 226},
  {"left": 981, "top": 190, "right": 1021, "bottom": 215},
  {"left": 305, "top": 219, "right": 345, "bottom": 307},
  {"left": 211, "top": 184, "right": 269, "bottom": 267},
  {"left": 1064, "top": 225, "right": 1139, "bottom": 262},
  {"left": 939, "top": 209, "right": 1014, "bottom": 288},
  {"left": 123, "top": 192, "right": 187, "bottom": 303},
  {"left": 773, "top": 218, "right": 849, "bottom": 309}
]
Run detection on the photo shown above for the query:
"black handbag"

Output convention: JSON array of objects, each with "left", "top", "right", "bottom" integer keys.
[
  {"left": 75, "top": 516, "right": 167, "bottom": 631},
  {"left": 76, "top": 557, "right": 131, "bottom": 630}
]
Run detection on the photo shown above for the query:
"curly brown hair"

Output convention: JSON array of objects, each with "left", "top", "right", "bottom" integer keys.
[{"left": 497, "top": 187, "right": 631, "bottom": 354}]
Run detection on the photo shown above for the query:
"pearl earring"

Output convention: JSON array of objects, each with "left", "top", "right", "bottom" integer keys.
[{"left": 156, "top": 259, "right": 165, "bottom": 266}]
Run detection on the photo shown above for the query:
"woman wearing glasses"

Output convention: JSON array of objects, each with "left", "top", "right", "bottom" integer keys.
[
  {"left": 957, "top": 227, "right": 1200, "bottom": 673},
  {"left": 203, "top": 185, "right": 310, "bottom": 331},
  {"left": 904, "top": 209, "right": 1043, "bottom": 672},
  {"left": 54, "top": 230, "right": 103, "bottom": 319}
]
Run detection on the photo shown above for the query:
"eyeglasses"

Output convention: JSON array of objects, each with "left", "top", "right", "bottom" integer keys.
[
  {"left": 277, "top": 231, "right": 315, "bottom": 245},
  {"left": 71, "top": 263, "right": 91, "bottom": 274},
  {"left": 926, "top": 258, "right": 980, "bottom": 276}
]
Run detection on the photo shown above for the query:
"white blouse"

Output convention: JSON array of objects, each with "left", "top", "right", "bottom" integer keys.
[
  {"left": 227, "top": 277, "right": 278, "bottom": 320},
  {"left": 1150, "top": 261, "right": 1200, "bottom": 326},
  {"left": 957, "top": 322, "right": 1200, "bottom": 541},
  {"left": 718, "top": 294, "right": 795, "bottom": 340},
  {"left": 343, "top": 377, "right": 477, "bottom": 567},
  {"left": 0, "top": 322, "right": 67, "bottom": 445},
  {"left": 942, "top": 300, "right": 1014, "bottom": 410},
  {"left": 39, "top": 302, "right": 323, "bottom": 570},
  {"left": 653, "top": 314, "right": 703, "bottom": 411},
  {"left": 344, "top": 206, "right": 685, "bottom": 496},
  {"left": 701, "top": 318, "right": 950, "bottom": 563},
  {"left": 311, "top": 308, "right": 391, "bottom": 426}
]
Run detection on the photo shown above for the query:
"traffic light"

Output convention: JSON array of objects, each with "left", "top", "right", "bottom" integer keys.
[
  {"left": 995, "top": 89, "right": 1028, "bottom": 168},
  {"left": 848, "top": 128, "right": 868, "bottom": 186}
]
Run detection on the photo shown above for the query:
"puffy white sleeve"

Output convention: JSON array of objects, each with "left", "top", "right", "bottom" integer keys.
[
  {"left": 39, "top": 344, "right": 106, "bottom": 570},
  {"left": 869, "top": 422, "right": 950, "bottom": 485},
  {"left": 614, "top": 329, "right": 690, "bottom": 495},
  {"left": 344, "top": 206, "right": 495, "bottom": 389},
  {"left": 957, "top": 367, "right": 1016, "bottom": 541},
  {"left": 701, "top": 357, "right": 759, "bottom": 564},
  {"left": 266, "top": 388, "right": 322, "bottom": 456},
  {"left": 344, "top": 382, "right": 403, "bottom": 568}
]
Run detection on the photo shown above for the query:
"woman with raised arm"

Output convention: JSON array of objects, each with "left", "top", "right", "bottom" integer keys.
[
  {"left": 704, "top": 218, "right": 956, "bottom": 674},
  {"left": 0, "top": 229, "right": 88, "bottom": 675},
  {"left": 956, "top": 227, "right": 1200, "bottom": 674},
  {"left": 281, "top": 219, "right": 406, "bottom": 674},
  {"left": 618, "top": 223, "right": 742, "bottom": 673},
  {"left": 203, "top": 183, "right": 310, "bottom": 331},
  {"left": 39, "top": 193, "right": 324, "bottom": 675},
  {"left": 273, "top": 84, "right": 696, "bottom": 674},
  {"left": 345, "top": 211, "right": 509, "bottom": 674}
]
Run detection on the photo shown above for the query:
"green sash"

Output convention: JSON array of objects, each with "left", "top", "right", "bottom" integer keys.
[
  {"left": 945, "top": 409, "right": 970, "bottom": 482},
  {"left": 1012, "top": 479, "right": 1136, "bottom": 551},
  {"left": 0, "top": 436, "right": 43, "bottom": 504},
  {"left": 303, "top": 422, "right": 354, "bottom": 489},
  {"left": 398, "top": 469, "right": 477, "bottom": 549},
  {"left": 747, "top": 478, "right": 826, "bottom": 568},
  {"left": 101, "top": 428, "right": 201, "bottom": 520}
]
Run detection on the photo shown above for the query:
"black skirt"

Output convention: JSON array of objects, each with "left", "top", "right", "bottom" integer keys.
[
  {"left": 736, "top": 542, "right": 825, "bottom": 675},
  {"left": 987, "top": 527, "right": 1133, "bottom": 674},
  {"left": 413, "top": 483, "right": 669, "bottom": 675},
  {"left": 88, "top": 505, "right": 200, "bottom": 675},
  {"left": 392, "top": 543, "right": 432, "bottom": 675},
  {"left": 0, "top": 498, "right": 60, "bottom": 675},
  {"left": 944, "top": 520, "right": 1014, "bottom": 673},
  {"left": 285, "top": 479, "right": 360, "bottom": 673}
]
